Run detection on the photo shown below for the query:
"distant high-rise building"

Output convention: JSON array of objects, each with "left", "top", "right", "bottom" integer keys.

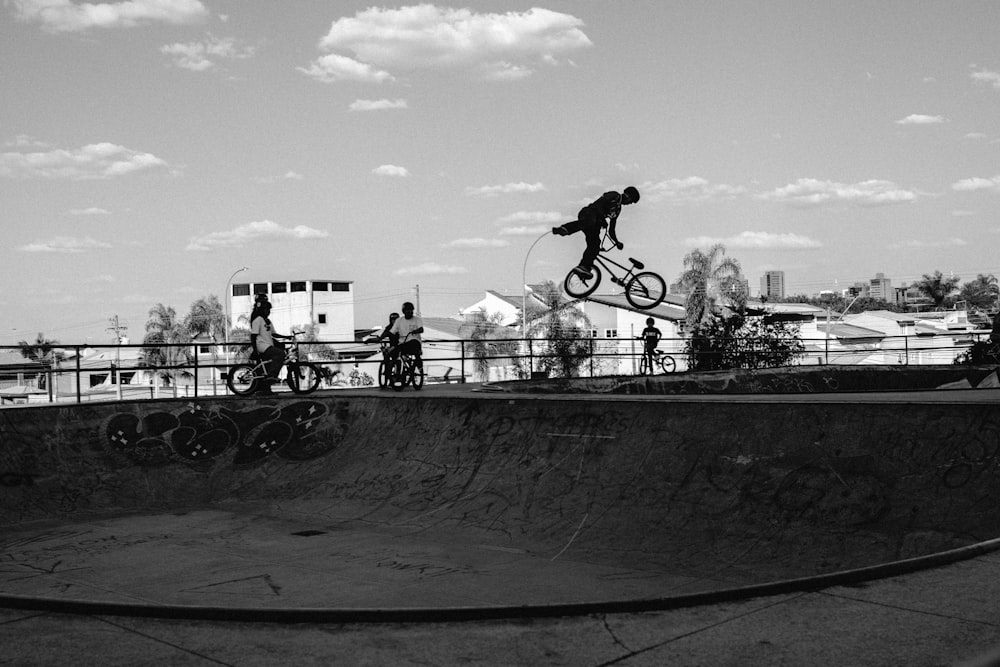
[
  {"left": 869, "top": 272, "right": 892, "bottom": 301},
  {"left": 760, "top": 271, "right": 785, "bottom": 299}
]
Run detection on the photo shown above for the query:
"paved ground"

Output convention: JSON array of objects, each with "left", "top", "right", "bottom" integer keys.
[{"left": 2, "top": 370, "right": 1000, "bottom": 665}]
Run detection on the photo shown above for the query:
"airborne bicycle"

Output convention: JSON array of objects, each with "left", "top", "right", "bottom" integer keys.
[
  {"left": 563, "top": 231, "right": 666, "bottom": 309},
  {"left": 226, "top": 331, "right": 322, "bottom": 396}
]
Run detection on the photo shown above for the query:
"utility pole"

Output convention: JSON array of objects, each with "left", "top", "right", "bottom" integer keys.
[
  {"left": 107, "top": 315, "right": 128, "bottom": 399},
  {"left": 414, "top": 284, "right": 421, "bottom": 313}
]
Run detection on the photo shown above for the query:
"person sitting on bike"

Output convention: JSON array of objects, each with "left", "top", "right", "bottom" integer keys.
[
  {"left": 388, "top": 301, "right": 424, "bottom": 369},
  {"left": 249, "top": 298, "right": 290, "bottom": 392},
  {"left": 638, "top": 317, "right": 662, "bottom": 373},
  {"left": 552, "top": 186, "right": 640, "bottom": 279}
]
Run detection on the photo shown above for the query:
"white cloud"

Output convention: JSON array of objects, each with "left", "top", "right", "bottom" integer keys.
[
  {"left": 372, "top": 164, "right": 409, "bottom": 177},
  {"left": 895, "top": 114, "right": 946, "bottom": 125},
  {"left": 392, "top": 262, "right": 468, "bottom": 276},
  {"left": 466, "top": 182, "right": 546, "bottom": 197},
  {"left": 67, "top": 207, "right": 111, "bottom": 216},
  {"left": 441, "top": 238, "right": 510, "bottom": 250},
  {"left": 307, "top": 5, "right": 591, "bottom": 83},
  {"left": 161, "top": 34, "right": 255, "bottom": 71},
  {"left": 0, "top": 142, "right": 171, "bottom": 179},
  {"left": 499, "top": 225, "right": 550, "bottom": 236},
  {"left": 186, "top": 220, "right": 328, "bottom": 251},
  {"left": 641, "top": 177, "right": 746, "bottom": 203},
  {"left": 349, "top": 98, "right": 409, "bottom": 111},
  {"left": 886, "top": 238, "right": 967, "bottom": 249},
  {"left": 683, "top": 231, "right": 822, "bottom": 250},
  {"left": 298, "top": 54, "right": 394, "bottom": 84},
  {"left": 971, "top": 69, "right": 1000, "bottom": 89},
  {"left": 18, "top": 236, "right": 112, "bottom": 253},
  {"left": 757, "top": 178, "right": 916, "bottom": 207},
  {"left": 10, "top": 0, "right": 208, "bottom": 32},
  {"left": 952, "top": 175, "right": 1000, "bottom": 192},
  {"left": 496, "top": 211, "right": 563, "bottom": 224}
]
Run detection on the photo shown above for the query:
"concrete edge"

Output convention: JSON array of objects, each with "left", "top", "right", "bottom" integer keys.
[{"left": 3, "top": 536, "right": 999, "bottom": 624}]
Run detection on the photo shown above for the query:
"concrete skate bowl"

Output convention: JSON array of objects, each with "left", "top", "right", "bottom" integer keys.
[{"left": 2, "top": 367, "right": 1000, "bottom": 622}]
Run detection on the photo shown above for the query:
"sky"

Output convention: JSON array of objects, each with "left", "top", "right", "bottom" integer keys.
[{"left": 2, "top": 0, "right": 999, "bottom": 345}]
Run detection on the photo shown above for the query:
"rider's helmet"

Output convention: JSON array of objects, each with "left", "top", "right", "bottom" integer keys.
[
  {"left": 646, "top": 317, "right": 654, "bottom": 326},
  {"left": 623, "top": 186, "right": 640, "bottom": 203},
  {"left": 389, "top": 312, "right": 399, "bottom": 321}
]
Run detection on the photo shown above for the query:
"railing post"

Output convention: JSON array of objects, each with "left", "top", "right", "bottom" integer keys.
[
  {"left": 75, "top": 345, "right": 81, "bottom": 403},
  {"left": 905, "top": 334, "right": 909, "bottom": 365},
  {"left": 460, "top": 340, "right": 466, "bottom": 383},
  {"left": 193, "top": 349, "right": 199, "bottom": 398}
]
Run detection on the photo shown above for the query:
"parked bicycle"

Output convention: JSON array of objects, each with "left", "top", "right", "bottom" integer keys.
[
  {"left": 226, "top": 331, "right": 322, "bottom": 396},
  {"left": 638, "top": 349, "right": 677, "bottom": 375},
  {"left": 563, "top": 230, "right": 666, "bottom": 309}
]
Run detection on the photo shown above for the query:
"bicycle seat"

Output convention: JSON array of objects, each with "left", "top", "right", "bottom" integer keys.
[{"left": 629, "top": 258, "right": 644, "bottom": 270}]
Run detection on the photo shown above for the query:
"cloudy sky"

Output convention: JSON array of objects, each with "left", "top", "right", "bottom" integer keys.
[{"left": 2, "top": 0, "right": 999, "bottom": 344}]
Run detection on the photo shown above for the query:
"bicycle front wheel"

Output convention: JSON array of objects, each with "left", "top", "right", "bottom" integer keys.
[
  {"left": 227, "top": 364, "right": 258, "bottom": 396},
  {"left": 658, "top": 355, "right": 676, "bottom": 374},
  {"left": 409, "top": 363, "right": 424, "bottom": 390},
  {"left": 638, "top": 355, "right": 650, "bottom": 376},
  {"left": 378, "top": 360, "right": 391, "bottom": 388},
  {"left": 625, "top": 271, "right": 666, "bottom": 309},
  {"left": 287, "top": 362, "right": 321, "bottom": 394},
  {"left": 564, "top": 264, "right": 602, "bottom": 299},
  {"left": 390, "top": 359, "right": 407, "bottom": 392}
]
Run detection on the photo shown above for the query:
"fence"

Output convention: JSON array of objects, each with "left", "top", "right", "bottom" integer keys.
[{"left": 0, "top": 331, "right": 989, "bottom": 406}]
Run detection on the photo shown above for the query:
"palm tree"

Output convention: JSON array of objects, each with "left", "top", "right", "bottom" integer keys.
[
  {"left": 17, "top": 332, "right": 62, "bottom": 389},
  {"left": 460, "top": 310, "right": 523, "bottom": 381},
  {"left": 141, "top": 303, "right": 190, "bottom": 387},
  {"left": 958, "top": 273, "right": 999, "bottom": 311},
  {"left": 912, "top": 271, "right": 960, "bottom": 310},
  {"left": 184, "top": 295, "right": 226, "bottom": 340},
  {"left": 677, "top": 244, "right": 745, "bottom": 327},
  {"left": 528, "top": 281, "right": 593, "bottom": 378}
]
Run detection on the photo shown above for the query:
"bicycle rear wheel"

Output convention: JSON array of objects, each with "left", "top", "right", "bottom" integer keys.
[
  {"left": 227, "top": 364, "right": 258, "bottom": 396},
  {"left": 564, "top": 265, "right": 602, "bottom": 299},
  {"left": 658, "top": 355, "right": 676, "bottom": 374},
  {"left": 287, "top": 362, "right": 321, "bottom": 394},
  {"left": 625, "top": 271, "right": 666, "bottom": 309}
]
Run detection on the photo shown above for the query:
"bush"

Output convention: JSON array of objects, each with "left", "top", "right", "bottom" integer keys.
[
  {"left": 685, "top": 314, "right": 805, "bottom": 371},
  {"left": 955, "top": 340, "right": 999, "bottom": 365}
]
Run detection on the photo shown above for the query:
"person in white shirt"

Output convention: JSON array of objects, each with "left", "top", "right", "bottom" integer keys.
[
  {"left": 389, "top": 301, "right": 424, "bottom": 369},
  {"left": 249, "top": 298, "right": 290, "bottom": 393}
]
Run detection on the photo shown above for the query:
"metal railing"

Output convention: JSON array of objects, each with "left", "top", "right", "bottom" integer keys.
[{"left": 0, "top": 331, "right": 990, "bottom": 406}]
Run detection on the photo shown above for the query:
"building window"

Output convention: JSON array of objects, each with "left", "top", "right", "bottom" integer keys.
[
  {"left": 588, "top": 329, "right": 598, "bottom": 338},
  {"left": 272, "top": 282, "right": 287, "bottom": 293},
  {"left": 253, "top": 283, "right": 268, "bottom": 295},
  {"left": 233, "top": 283, "right": 250, "bottom": 297},
  {"left": 605, "top": 329, "right": 618, "bottom": 339},
  {"left": 291, "top": 281, "right": 307, "bottom": 292},
  {"left": 313, "top": 282, "right": 329, "bottom": 291},
  {"left": 331, "top": 282, "right": 350, "bottom": 291},
  {"left": 199, "top": 345, "right": 210, "bottom": 354},
  {"left": 318, "top": 314, "right": 327, "bottom": 324}
]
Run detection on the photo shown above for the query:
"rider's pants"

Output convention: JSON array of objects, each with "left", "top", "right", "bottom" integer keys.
[
  {"left": 556, "top": 207, "right": 603, "bottom": 269},
  {"left": 260, "top": 346, "right": 284, "bottom": 378}
]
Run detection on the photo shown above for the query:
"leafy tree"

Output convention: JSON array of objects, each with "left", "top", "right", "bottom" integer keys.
[
  {"left": 528, "top": 281, "right": 593, "bottom": 378},
  {"left": 958, "top": 273, "right": 999, "bottom": 311},
  {"left": 141, "top": 303, "right": 191, "bottom": 386},
  {"left": 912, "top": 271, "right": 960, "bottom": 309},
  {"left": 677, "top": 244, "right": 745, "bottom": 327}
]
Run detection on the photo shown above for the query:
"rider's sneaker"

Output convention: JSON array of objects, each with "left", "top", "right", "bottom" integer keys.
[
  {"left": 572, "top": 264, "right": 593, "bottom": 279},
  {"left": 552, "top": 226, "right": 568, "bottom": 236}
]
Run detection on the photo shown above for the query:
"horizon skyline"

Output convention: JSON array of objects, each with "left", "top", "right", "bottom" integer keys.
[{"left": 2, "top": 1, "right": 999, "bottom": 345}]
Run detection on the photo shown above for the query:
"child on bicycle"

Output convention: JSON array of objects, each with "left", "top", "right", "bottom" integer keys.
[
  {"left": 552, "top": 186, "right": 640, "bottom": 279},
  {"left": 249, "top": 297, "right": 291, "bottom": 393},
  {"left": 388, "top": 301, "right": 424, "bottom": 369},
  {"left": 638, "top": 317, "right": 662, "bottom": 374}
]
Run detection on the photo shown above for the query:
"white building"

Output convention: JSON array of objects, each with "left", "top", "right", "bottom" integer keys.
[
  {"left": 230, "top": 279, "right": 355, "bottom": 347},
  {"left": 869, "top": 273, "right": 892, "bottom": 301}
]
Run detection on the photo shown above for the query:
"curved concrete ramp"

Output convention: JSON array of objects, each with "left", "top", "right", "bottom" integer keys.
[{"left": 2, "top": 371, "right": 1000, "bottom": 618}]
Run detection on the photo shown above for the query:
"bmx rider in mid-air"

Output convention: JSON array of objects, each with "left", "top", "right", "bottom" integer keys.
[{"left": 552, "top": 186, "right": 640, "bottom": 279}]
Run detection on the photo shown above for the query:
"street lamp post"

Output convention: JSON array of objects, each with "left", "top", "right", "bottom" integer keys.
[{"left": 224, "top": 267, "right": 249, "bottom": 382}]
